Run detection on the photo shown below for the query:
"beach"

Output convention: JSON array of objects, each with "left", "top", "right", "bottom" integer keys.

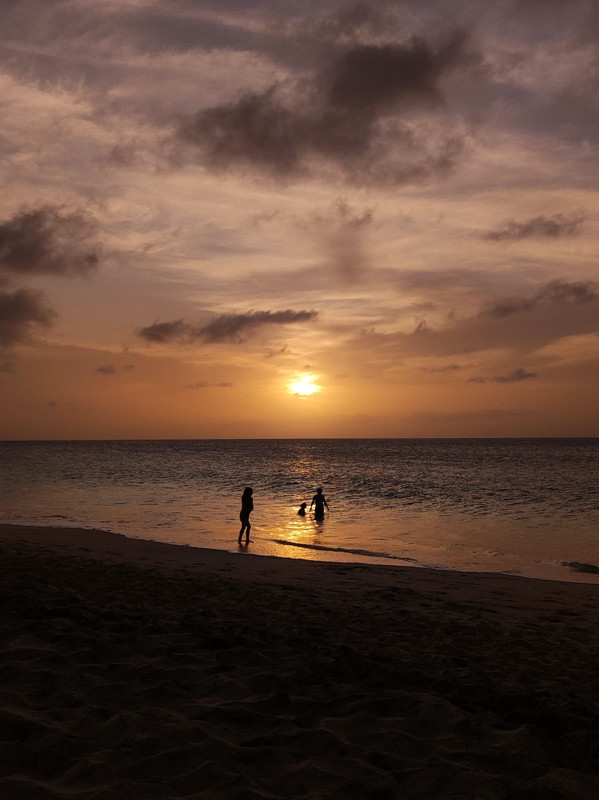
[{"left": 2, "top": 524, "right": 599, "bottom": 799}]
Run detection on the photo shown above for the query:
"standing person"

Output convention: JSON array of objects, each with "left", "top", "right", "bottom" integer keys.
[
  {"left": 310, "top": 487, "right": 329, "bottom": 521},
  {"left": 238, "top": 486, "right": 253, "bottom": 544}
]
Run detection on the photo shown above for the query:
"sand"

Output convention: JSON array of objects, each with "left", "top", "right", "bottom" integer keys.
[{"left": 1, "top": 523, "right": 599, "bottom": 799}]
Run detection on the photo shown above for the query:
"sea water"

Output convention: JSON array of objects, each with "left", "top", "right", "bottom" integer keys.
[{"left": 1, "top": 439, "right": 597, "bottom": 582}]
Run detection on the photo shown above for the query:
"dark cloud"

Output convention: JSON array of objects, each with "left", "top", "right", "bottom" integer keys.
[
  {"left": 469, "top": 367, "right": 537, "bottom": 384},
  {"left": 494, "top": 368, "right": 537, "bottom": 383},
  {"left": 421, "top": 363, "right": 462, "bottom": 373},
  {"left": 321, "top": 32, "right": 470, "bottom": 111},
  {"left": 175, "top": 32, "right": 474, "bottom": 184},
  {"left": 0, "top": 205, "right": 101, "bottom": 277},
  {"left": 482, "top": 279, "right": 597, "bottom": 318},
  {"left": 139, "top": 309, "right": 318, "bottom": 344},
  {"left": 482, "top": 211, "right": 586, "bottom": 242},
  {"left": 0, "top": 287, "right": 56, "bottom": 346},
  {"left": 96, "top": 364, "right": 135, "bottom": 375},
  {"left": 138, "top": 319, "right": 189, "bottom": 343},
  {"left": 199, "top": 310, "right": 318, "bottom": 342}
]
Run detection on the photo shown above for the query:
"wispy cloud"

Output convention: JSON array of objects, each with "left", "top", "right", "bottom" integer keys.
[
  {"left": 139, "top": 309, "right": 318, "bottom": 344},
  {"left": 421, "top": 363, "right": 463, "bottom": 373},
  {"left": 469, "top": 367, "right": 538, "bottom": 384},
  {"left": 346, "top": 279, "right": 599, "bottom": 363},
  {"left": 302, "top": 198, "right": 374, "bottom": 283},
  {"left": 482, "top": 279, "right": 597, "bottom": 318},
  {"left": 481, "top": 211, "right": 586, "bottom": 242}
]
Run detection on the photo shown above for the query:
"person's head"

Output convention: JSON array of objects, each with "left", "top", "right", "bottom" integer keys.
[
  {"left": 316, "top": 487, "right": 322, "bottom": 494},
  {"left": 242, "top": 486, "right": 253, "bottom": 498},
  {"left": 300, "top": 502, "right": 307, "bottom": 508}
]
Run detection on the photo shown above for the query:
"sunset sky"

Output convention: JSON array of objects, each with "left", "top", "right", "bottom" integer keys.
[{"left": 1, "top": 0, "right": 598, "bottom": 439}]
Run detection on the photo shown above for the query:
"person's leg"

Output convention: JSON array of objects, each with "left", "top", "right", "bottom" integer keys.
[{"left": 245, "top": 522, "right": 251, "bottom": 543}]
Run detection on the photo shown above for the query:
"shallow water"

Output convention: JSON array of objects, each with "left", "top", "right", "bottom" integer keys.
[{"left": 1, "top": 438, "right": 598, "bottom": 582}]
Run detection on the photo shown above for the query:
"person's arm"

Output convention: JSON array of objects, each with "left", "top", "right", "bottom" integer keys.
[
  {"left": 324, "top": 498, "right": 329, "bottom": 510},
  {"left": 310, "top": 496, "right": 315, "bottom": 509}
]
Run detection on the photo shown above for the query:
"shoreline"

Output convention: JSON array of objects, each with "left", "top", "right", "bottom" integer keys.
[
  {"left": 2, "top": 520, "right": 599, "bottom": 587},
  {"left": 2, "top": 523, "right": 599, "bottom": 798}
]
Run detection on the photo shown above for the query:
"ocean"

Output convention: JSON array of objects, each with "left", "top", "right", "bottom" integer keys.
[{"left": 1, "top": 438, "right": 598, "bottom": 582}]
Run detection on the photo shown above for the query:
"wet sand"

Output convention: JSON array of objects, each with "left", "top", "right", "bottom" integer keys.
[{"left": 2, "top": 523, "right": 599, "bottom": 799}]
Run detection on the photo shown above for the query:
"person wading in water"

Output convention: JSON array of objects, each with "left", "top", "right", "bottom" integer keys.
[
  {"left": 238, "top": 486, "right": 254, "bottom": 544},
  {"left": 310, "top": 487, "right": 329, "bottom": 521}
]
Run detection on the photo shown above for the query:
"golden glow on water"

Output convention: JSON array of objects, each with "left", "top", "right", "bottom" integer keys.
[{"left": 289, "top": 376, "right": 320, "bottom": 396}]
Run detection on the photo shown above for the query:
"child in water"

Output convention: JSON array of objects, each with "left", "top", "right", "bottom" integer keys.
[
  {"left": 297, "top": 502, "right": 307, "bottom": 516},
  {"left": 238, "top": 486, "right": 253, "bottom": 544}
]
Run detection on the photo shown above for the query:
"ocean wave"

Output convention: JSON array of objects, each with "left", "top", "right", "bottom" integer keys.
[{"left": 267, "top": 538, "right": 418, "bottom": 563}]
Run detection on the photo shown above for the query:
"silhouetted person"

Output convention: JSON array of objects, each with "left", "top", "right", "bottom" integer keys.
[
  {"left": 310, "top": 487, "right": 329, "bottom": 521},
  {"left": 238, "top": 486, "right": 253, "bottom": 544},
  {"left": 297, "top": 502, "right": 307, "bottom": 516}
]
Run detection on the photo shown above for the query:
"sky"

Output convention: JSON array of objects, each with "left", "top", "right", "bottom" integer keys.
[{"left": 1, "top": 0, "right": 598, "bottom": 439}]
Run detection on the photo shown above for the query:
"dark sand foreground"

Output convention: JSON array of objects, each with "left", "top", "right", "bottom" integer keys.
[{"left": 2, "top": 524, "right": 599, "bottom": 799}]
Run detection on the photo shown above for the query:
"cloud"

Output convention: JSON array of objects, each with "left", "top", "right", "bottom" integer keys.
[
  {"left": 0, "top": 205, "right": 101, "bottom": 277},
  {"left": 96, "top": 363, "right": 135, "bottom": 375},
  {"left": 304, "top": 198, "right": 374, "bottom": 282},
  {"left": 139, "top": 309, "right": 318, "bottom": 344},
  {"left": 138, "top": 319, "right": 189, "bottom": 343},
  {"left": 175, "top": 32, "right": 474, "bottom": 184},
  {"left": 494, "top": 368, "right": 537, "bottom": 383},
  {"left": 347, "top": 278, "right": 599, "bottom": 362},
  {"left": 481, "top": 211, "right": 586, "bottom": 242},
  {"left": 469, "top": 367, "right": 538, "bottom": 384},
  {"left": 265, "top": 345, "right": 288, "bottom": 359},
  {"left": 482, "top": 279, "right": 597, "bottom": 318},
  {"left": 270, "top": 2, "right": 398, "bottom": 47},
  {"left": 421, "top": 363, "right": 462, "bottom": 373},
  {"left": 0, "top": 287, "right": 56, "bottom": 346}
]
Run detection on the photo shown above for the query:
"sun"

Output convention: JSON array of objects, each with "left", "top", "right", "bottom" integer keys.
[{"left": 290, "top": 375, "right": 320, "bottom": 396}]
